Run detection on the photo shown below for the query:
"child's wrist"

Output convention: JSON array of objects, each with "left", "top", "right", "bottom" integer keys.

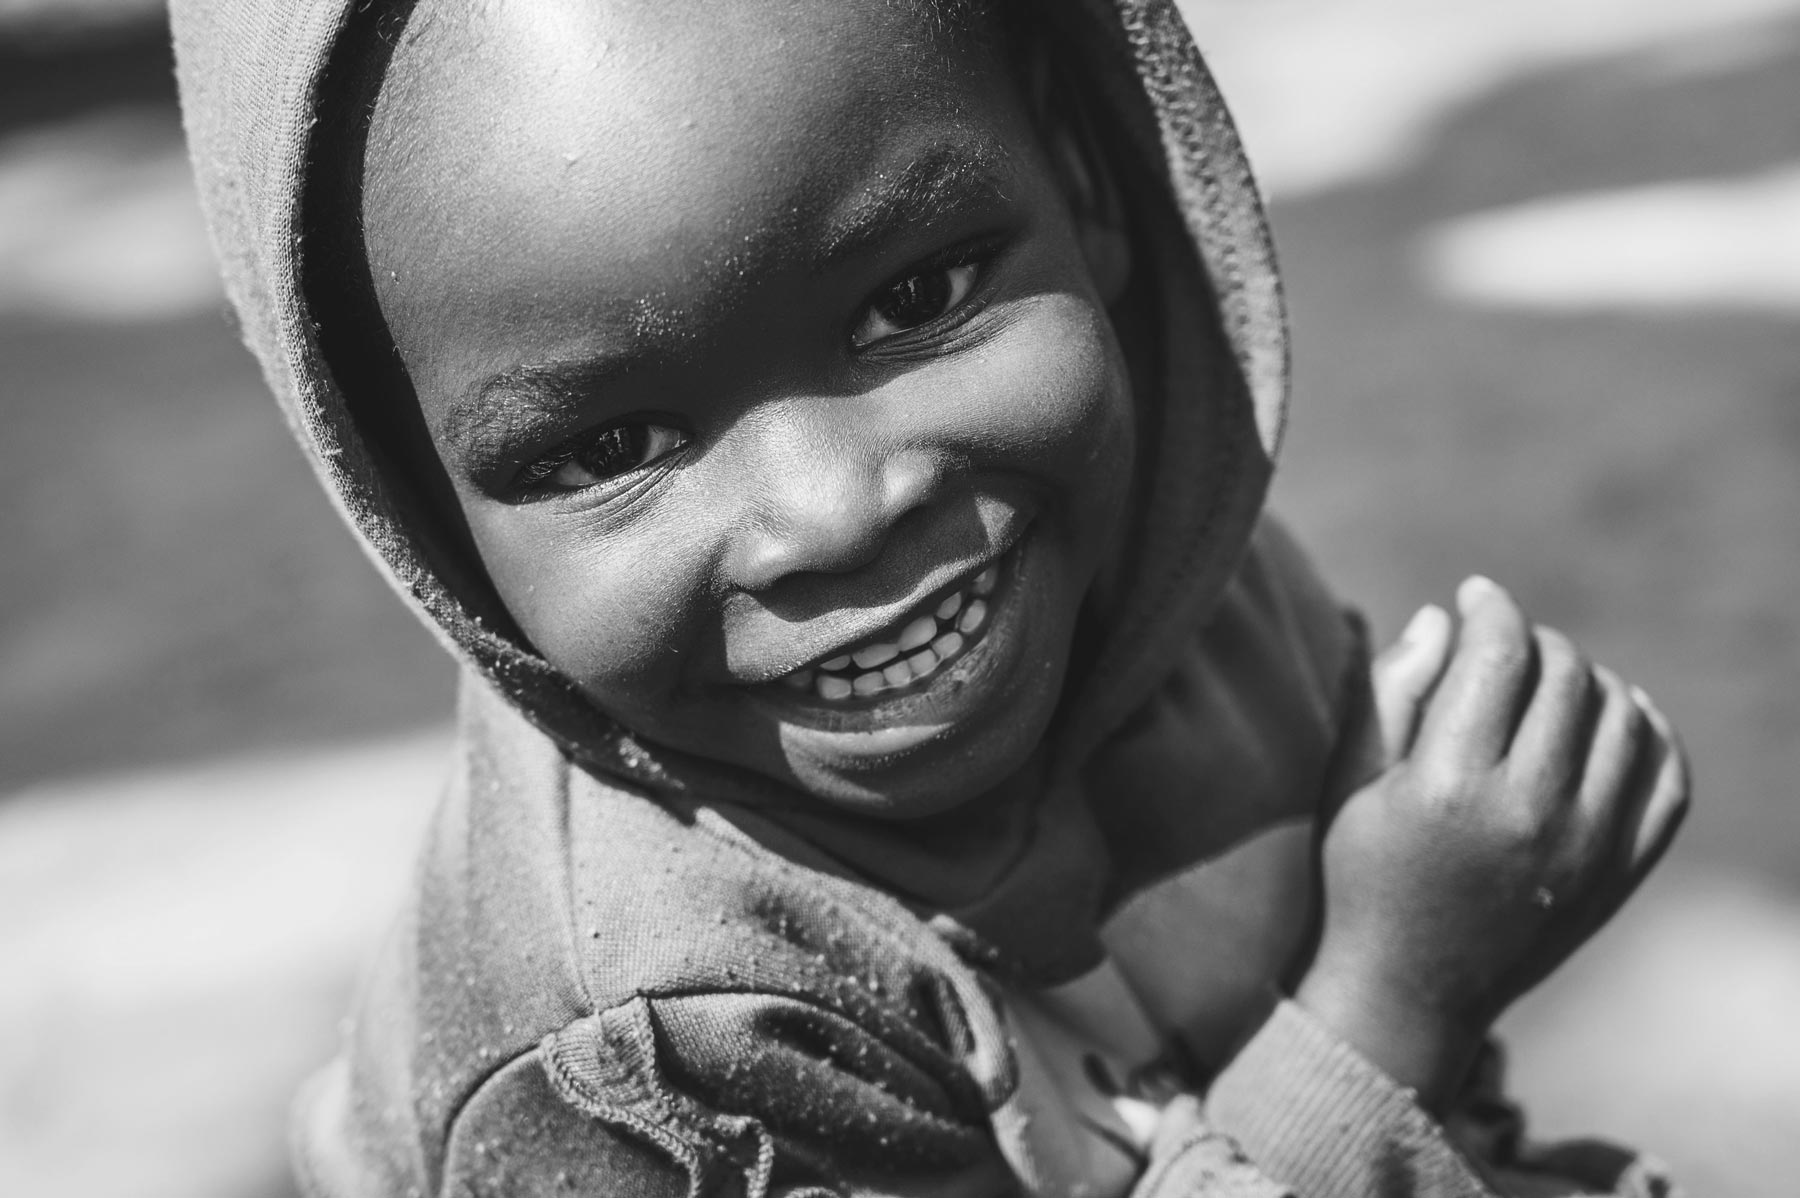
[{"left": 1292, "top": 965, "right": 1486, "bottom": 1115}]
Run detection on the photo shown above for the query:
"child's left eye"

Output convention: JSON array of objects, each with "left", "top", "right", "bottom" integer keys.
[
  {"left": 520, "top": 422, "right": 688, "bottom": 493},
  {"left": 851, "top": 261, "right": 981, "bottom": 348}
]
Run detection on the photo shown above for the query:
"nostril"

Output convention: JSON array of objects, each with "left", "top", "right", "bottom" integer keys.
[
  {"left": 730, "top": 503, "right": 891, "bottom": 591},
  {"left": 728, "top": 448, "right": 942, "bottom": 593}
]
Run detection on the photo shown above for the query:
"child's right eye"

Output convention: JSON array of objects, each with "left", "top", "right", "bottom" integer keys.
[
  {"left": 518, "top": 422, "right": 688, "bottom": 493},
  {"left": 852, "top": 261, "right": 980, "bottom": 348}
]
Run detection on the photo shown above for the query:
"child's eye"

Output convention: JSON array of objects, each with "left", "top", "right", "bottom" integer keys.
[
  {"left": 851, "top": 261, "right": 981, "bottom": 348},
  {"left": 521, "top": 422, "right": 688, "bottom": 492}
]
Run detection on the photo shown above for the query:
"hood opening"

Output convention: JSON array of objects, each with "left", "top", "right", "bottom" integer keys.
[
  {"left": 285, "top": 0, "right": 1278, "bottom": 790},
  {"left": 179, "top": 0, "right": 1290, "bottom": 973}
]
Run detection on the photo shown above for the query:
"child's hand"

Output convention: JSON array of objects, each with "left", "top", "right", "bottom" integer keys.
[{"left": 1295, "top": 576, "right": 1689, "bottom": 1110}]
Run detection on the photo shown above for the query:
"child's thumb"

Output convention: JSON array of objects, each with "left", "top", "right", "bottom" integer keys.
[{"left": 1373, "top": 604, "right": 1454, "bottom": 763}]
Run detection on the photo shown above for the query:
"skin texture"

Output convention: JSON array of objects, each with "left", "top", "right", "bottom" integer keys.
[
  {"left": 362, "top": 0, "right": 1135, "bottom": 817},
  {"left": 1298, "top": 577, "right": 1691, "bottom": 1111}
]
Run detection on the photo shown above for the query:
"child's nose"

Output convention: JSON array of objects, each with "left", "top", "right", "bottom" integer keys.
[{"left": 724, "top": 419, "right": 940, "bottom": 592}]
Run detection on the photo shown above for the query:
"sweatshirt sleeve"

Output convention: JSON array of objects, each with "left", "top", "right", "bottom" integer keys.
[
  {"left": 441, "top": 1050, "right": 694, "bottom": 1197},
  {"left": 428, "top": 1041, "right": 1022, "bottom": 1198},
  {"left": 1137, "top": 999, "right": 1677, "bottom": 1198}
]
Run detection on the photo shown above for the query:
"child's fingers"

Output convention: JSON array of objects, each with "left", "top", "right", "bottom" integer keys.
[
  {"left": 1619, "top": 688, "right": 1691, "bottom": 876},
  {"left": 1573, "top": 665, "right": 1645, "bottom": 835},
  {"left": 1507, "top": 625, "right": 1598, "bottom": 804},
  {"left": 1372, "top": 604, "right": 1454, "bottom": 762},
  {"left": 1415, "top": 576, "right": 1537, "bottom": 774},
  {"left": 1582, "top": 685, "right": 1688, "bottom": 934}
]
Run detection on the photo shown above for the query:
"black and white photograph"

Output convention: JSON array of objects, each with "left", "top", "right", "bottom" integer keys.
[{"left": 2, "top": 1, "right": 1797, "bottom": 1195}]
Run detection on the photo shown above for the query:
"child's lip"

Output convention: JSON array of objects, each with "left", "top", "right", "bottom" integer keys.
[
  {"left": 747, "top": 533, "right": 1032, "bottom": 733},
  {"left": 771, "top": 559, "right": 1001, "bottom": 703},
  {"left": 728, "top": 540, "right": 1023, "bottom": 686}
]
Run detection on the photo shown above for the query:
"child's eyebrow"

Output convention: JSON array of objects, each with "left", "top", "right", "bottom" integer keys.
[
  {"left": 435, "top": 141, "right": 1014, "bottom": 473},
  {"left": 811, "top": 138, "right": 1013, "bottom": 273},
  {"left": 438, "top": 353, "right": 659, "bottom": 471}
]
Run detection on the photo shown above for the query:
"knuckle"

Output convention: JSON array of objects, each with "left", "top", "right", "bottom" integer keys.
[
  {"left": 1467, "top": 635, "right": 1533, "bottom": 683},
  {"left": 1517, "top": 753, "right": 1577, "bottom": 806},
  {"left": 1495, "top": 791, "right": 1555, "bottom": 846},
  {"left": 1413, "top": 754, "right": 1477, "bottom": 804}
]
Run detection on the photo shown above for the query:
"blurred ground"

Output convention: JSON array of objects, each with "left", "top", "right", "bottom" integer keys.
[{"left": 1, "top": 2, "right": 1797, "bottom": 1196}]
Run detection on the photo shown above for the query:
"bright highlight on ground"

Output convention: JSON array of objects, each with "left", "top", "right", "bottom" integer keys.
[
  {"left": 1418, "top": 167, "right": 1800, "bottom": 314},
  {"left": 3, "top": 0, "right": 1799, "bottom": 322},
  {"left": 0, "top": 110, "right": 221, "bottom": 323},
  {"left": 1182, "top": 0, "right": 1800, "bottom": 198}
]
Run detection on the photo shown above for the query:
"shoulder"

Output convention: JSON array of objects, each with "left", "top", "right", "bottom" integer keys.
[
  {"left": 297, "top": 682, "right": 1019, "bottom": 1196},
  {"left": 495, "top": 989, "right": 1007, "bottom": 1196}
]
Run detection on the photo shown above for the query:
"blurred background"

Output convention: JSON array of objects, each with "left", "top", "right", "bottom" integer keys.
[{"left": 1, "top": 0, "right": 1796, "bottom": 1194}]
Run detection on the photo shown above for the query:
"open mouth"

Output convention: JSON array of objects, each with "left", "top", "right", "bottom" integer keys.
[{"left": 774, "top": 559, "right": 1001, "bottom": 703}]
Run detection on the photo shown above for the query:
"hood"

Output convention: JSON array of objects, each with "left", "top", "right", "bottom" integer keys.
[{"left": 171, "top": 0, "right": 1289, "bottom": 977}]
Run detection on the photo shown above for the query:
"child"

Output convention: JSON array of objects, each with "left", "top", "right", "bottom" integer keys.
[{"left": 171, "top": 1, "right": 1689, "bottom": 1195}]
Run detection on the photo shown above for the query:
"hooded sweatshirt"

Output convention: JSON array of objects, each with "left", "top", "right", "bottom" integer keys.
[{"left": 171, "top": 2, "right": 1674, "bottom": 1195}]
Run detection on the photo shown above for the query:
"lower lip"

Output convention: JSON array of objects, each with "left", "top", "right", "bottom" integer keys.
[{"left": 749, "top": 539, "right": 1033, "bottom": 746}]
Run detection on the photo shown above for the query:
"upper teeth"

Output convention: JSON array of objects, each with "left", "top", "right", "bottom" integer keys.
[
  {"left": 779, "top": 563, "right": 999, "bottom": 701},
  {"left": 898, "top": 614, "right": 937, "bottom": 652}
]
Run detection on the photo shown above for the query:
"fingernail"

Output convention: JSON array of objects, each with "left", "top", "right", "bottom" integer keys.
[
  {"left": 1399, "top": 603, "right": 1446, "bottom": 647},
  {"left": 1456, "top": 574, "right": 1497, "bottom": 614}
]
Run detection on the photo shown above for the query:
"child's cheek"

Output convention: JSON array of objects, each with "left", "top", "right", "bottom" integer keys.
[
  {"left": 958, "top": 291, "right": 1133, "bottom": 533},
  {"left": 468, "top": 509, "right": 712, "bottom": 702}
]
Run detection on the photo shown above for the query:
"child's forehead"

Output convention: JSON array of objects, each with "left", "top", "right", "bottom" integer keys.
[
  {"left": 363, "top": 0, "right": 1027, "bottom": 375},
  {"left": 366, "top": 0, "right": 1009, "bottom": 224}
]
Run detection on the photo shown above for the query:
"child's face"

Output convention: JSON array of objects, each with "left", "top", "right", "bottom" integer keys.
[{"left": 363, "top": 0, "right": 1134, "bottom": 817}]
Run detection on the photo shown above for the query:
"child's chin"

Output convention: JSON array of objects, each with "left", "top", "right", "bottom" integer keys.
[
  {"left": 777, "top": 707, "right": 1052, "bottom": 818},
  {"left": 775, "top": 714, "right": 1051, "bottom": 819}
]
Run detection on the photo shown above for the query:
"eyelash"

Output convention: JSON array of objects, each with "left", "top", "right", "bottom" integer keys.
[
  {"left": 850, "top": 237, "right": 1004, "bottom": 351},
  {"left": 511, "top": 238, "right": 1005, "bottom": 498},
  {"left": 515, "top": 421, "right": 689, "bottom": 497}
]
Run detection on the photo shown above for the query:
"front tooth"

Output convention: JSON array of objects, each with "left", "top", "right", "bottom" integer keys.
[
  {"left": 852, "top": 642, "right": 899, "bottom": 669},
  {"left": 820, "top": 654, "right": 851, "bottom": 672},
  {"left": 852, "top": 671, "right": 886, "bottom": 696},
  {"left": 817, "top": 675, "right": 853, "bottom": 700},
  {"left": 907, "top": 647, "right": 939, "bottom": 675},
  {"left": 898, "top": 615, "right": 937, "bottom": 652},
  {"left": 932, "top": 630, "right": 964, "bottom": 659},
  {"left": 972, "top": 567, "right": 997, "bottom": 596},
  {"left": 958, "top": 598, "right": 988, "bottom": 634},
  {"left": 882, "top": 659, "right": 914, "bottom": 687},
  {"left": 936, "top": 593, "right": 963, "bottom": 621}
]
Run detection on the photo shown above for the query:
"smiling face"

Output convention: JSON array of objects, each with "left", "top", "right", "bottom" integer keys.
[{"left": 360, "top": 0, "right": 1135, "bottom": 817}]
